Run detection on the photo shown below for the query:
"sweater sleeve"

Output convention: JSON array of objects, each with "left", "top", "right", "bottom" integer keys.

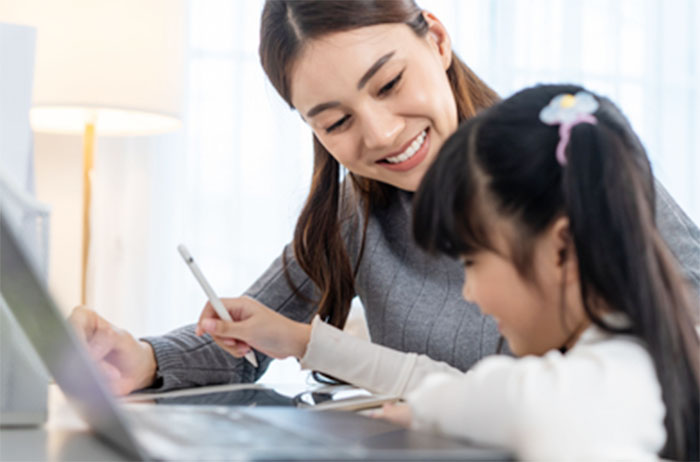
[
  {"left": 299, "top": 316, "right": 463, "bottom": 396},
  {"left": 141, "top": 244, "right": 319, "bottom": 391},
  {"left": 141, "top": 181, "right": 365, "bottom": 392}
]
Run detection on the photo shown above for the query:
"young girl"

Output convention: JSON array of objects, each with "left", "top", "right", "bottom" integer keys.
[
  {"left": 391, "top": 84, "right": 700, "bottom": 460},
  {"left": 69, "top": 0, "right": 700, "bottom": 406},
  {"left": 203, "top": 85, "right": 699, "bottom": 460}
]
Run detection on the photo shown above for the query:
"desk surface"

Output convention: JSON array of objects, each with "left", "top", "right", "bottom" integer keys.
[
  {"left": 0, "top": 360, "right": 312, "bottom": 461},
  {"left": 1, "top": 385, "right": 311, "bottom": 461},
  {"left": 0, "top": 427, "right": 127, "bottom": 462},
  {"left": 0, "top": 387, "right": 127, "bottom": 461}
]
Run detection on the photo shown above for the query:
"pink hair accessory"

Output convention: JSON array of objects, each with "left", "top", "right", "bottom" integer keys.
[{"left": 539, "top": 92, "right": 599, "bottom": 166}]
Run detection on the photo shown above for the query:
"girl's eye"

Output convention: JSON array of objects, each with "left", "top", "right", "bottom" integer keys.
[
  {"left": 461, "top": 255, "right": 476, "bottom": 267},
  {"left": 325, "top": 114, "right": 351, "bottom": 133},
  {"left": 378, "top": 70, "right": 404, "bottom": 96}
]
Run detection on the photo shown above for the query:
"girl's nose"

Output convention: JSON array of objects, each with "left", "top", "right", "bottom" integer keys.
[
  {"left": 462, "top": 279, "right": 475, "bottom": 303},
  {"left": 360, "top": 104, "right": 404, "bottom": 150}
]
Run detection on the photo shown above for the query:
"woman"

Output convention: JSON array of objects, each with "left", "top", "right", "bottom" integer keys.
[{"left": 70, "top": 0, "right": 700, "bottom": 396}]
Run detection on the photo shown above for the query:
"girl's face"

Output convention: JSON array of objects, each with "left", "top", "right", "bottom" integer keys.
[
  {"left": 290, "top": 14, "right": 458, "bottom": 192},
  {"left": 461, "top": 218, "right": 588, "bottom": 356}
]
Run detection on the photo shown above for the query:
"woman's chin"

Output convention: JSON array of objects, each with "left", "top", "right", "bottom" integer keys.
[{"left": 383, "top": 167, "right": 429, "bottom": 192}]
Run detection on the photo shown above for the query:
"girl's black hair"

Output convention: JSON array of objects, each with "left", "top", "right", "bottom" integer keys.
[{"left": 413, "top": 83, "right": 700, "bottom": 460}]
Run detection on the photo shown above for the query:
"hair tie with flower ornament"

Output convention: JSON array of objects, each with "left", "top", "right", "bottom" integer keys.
[{"left": 539, "top": 91, "right": 599, "bottom": 166}]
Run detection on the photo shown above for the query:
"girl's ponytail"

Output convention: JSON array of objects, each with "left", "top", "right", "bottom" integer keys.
[{"left": 564, "top": 117, "right": 699, "bottom": 460}]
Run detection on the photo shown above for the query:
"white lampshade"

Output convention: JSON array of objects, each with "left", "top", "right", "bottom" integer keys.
[{"left": 0, "top": 0, "right": 184, "bottom": 135}]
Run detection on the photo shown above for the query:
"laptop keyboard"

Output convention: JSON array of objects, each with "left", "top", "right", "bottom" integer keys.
[
  {"left": 126, "top": 405, "right": 313, "bottom": 449},
  {"left": 122, "top": 405, "right": 512, "bottom": 461}
]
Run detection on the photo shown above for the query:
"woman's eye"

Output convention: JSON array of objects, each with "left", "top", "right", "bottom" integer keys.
[
  {"left": 325, "top": 115, "right": 350, "bottom": 133},
  {"left": 378, "top": 71, "right": 403, "bottom": 96}
]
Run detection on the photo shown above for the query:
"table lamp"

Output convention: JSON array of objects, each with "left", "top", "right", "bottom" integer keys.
[{"left": 0, "top": 0, "right": 185, "bottom": 304}]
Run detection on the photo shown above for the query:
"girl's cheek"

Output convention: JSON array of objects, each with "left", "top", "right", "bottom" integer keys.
[
  {"left": 461, "top": 281, "right": 470, "bottom": 301},
  {"left": 461, "top": 275, "right": 477, "bottom": 304}
]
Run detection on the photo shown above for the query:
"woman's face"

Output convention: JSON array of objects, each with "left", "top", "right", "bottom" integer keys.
[
  {"left": 461, "top": 219, "right": 587, "bottom": 356},
  {"left": 290, "top": 14, "right": 458, "bottom": 192}
]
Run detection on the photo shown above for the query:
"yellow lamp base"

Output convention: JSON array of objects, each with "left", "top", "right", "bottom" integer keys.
[{"left": 81, "top": 121, "right": 95, "bottom": 306}]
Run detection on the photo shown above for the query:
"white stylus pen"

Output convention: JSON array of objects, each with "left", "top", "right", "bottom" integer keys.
[{"left": 177, "top": 244, "right": 258, "bottom": 367}]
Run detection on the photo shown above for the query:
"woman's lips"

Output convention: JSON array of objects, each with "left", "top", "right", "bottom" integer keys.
[{"left": 377, "top": 128, "right": 431, "bottom": 172}]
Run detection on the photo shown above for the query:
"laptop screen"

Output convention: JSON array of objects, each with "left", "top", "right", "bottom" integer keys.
[{"left": 0, "top": 213, "right": 143, "bottom": 460}]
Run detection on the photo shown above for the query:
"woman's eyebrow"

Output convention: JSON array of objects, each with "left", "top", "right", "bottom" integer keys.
[
  {"left": 357, "top": 51, "right": 395, "bottom": 90},
  {"left": 306, "top": 101, "right": 340, "bottom": 118},
  {"left": 305, "top": 50, "right": 396, "bottom": 119}
]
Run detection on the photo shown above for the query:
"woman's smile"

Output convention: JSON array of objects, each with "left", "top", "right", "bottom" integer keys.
[{"left": 376, "top": 128, "right": 430, "bottom": 171}]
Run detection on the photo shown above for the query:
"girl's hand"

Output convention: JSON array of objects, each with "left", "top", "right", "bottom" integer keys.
[
  {"left": 195, "top": 296, "right": 311, "bottom": 360},
  {"left": 372, "top": 402, "right": 413, "bottom": 428}
]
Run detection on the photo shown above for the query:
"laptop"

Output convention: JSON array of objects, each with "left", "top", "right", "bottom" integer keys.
[{"left": 0, "top": 212, "right": 512, "bottom": 461}]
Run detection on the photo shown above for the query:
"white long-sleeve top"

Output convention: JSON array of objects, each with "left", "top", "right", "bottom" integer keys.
[{"left": 300, "top": 316, "right": 667, "bottom": 460}]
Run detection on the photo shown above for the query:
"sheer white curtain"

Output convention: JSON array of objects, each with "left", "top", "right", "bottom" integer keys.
[
  {"left": 93, "top": 0, "right": 698, "bottom": 343},
  {"left": 430, "top": 0, "right": 699, "bottom": 221},
  {"left": 92, "top": 0, "right": 310, "bottom": 341},
  {"left": 184, "top": 0, "right": 311, "bottom": 309}
]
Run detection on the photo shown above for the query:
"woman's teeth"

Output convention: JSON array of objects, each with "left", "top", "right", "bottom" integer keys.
[{"left": 384, "top": 130, "right": 427, "bottom": 164}]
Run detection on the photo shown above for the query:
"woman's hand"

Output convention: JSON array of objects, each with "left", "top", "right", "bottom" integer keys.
[
  {"left": 372, "top": 402, "right": 413, "bottom": 428},
  {"left": 195, "top": 296, "right": 311, "bottom": 360},
  {"left": 68, "top": 306, "right": 157, "bottom": 396}
]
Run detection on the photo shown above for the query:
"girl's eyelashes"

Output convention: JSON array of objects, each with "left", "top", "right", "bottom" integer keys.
[
  {"left": 461, "top": 257, "right": 475, "bottom": 268},
  {"left": 378, "top": 69, "right": 404, "bottom": 96}
]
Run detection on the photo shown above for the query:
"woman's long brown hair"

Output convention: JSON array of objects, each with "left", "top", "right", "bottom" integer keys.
[{"left": 259, "top": 0, "right": 500, "bottom": 328}]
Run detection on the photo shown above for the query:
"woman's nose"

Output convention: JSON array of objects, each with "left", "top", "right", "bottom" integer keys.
[{"left": 360, "top": 105, "right": 404, "bottom": 150}]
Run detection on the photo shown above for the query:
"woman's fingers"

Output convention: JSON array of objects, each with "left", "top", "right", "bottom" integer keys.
[
  {"left": 195, "top": 297, "right": 256, "bottom": 336},
  {"left": 68, "top": 305, "right": 98, "bottom": 343},
  {"left": 99, "top": 360, "right": 121, "bottom": 381},
  {"left": 210, "top": 335, "right": 250, "bottom": 358},
  {"left": 86, "top": 325, "right": 118, "bottom": 361},
  {"left": 195, "top": 302, "right": 218, "bottom": 336},
  {"left": 69, "top": 307, "right": 120, "bottom": 362},
  {"left": 214, "top": 335, "right": 249, "bottom": 349},
  {"left": 220, "top": 338, "right": 237, "bottom": 347},
  {"left": 200, "top": 317, "right": 250, "bottom": 341}
]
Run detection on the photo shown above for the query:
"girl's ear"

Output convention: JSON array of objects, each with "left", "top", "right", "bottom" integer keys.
[
  {"left": 422, "top": 11, "right": 452, "bottom": 70},
  {"left": 550, "top": 217, "right": 578, "bottom": 285}
]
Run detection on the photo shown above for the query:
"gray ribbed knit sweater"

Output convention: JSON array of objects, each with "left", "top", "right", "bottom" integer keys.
[{"left": 143, "top": 180, "right": 700, "bottom": 391}]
